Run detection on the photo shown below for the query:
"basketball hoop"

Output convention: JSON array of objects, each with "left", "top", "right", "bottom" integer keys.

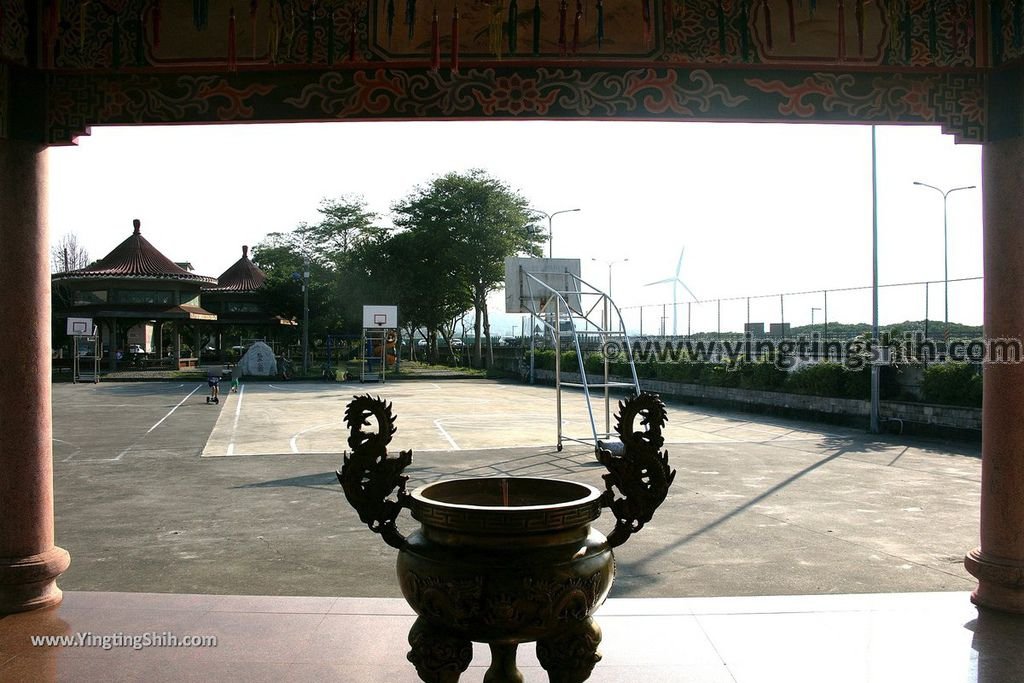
[{"left": 363, "top": 306, "right": 398, "bottom": 329}]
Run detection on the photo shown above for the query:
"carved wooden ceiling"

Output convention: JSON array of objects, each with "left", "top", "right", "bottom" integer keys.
[{"left": 1, "top": 1, "right": 1021, "bottom": 145}]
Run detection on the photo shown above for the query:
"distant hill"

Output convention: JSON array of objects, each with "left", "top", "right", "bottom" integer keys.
[
  {"left": 788, "top": 320, "right": 983, "bottom": 340},
  {"left": 657, "top": 320, "right": 983, "bottom": 340}
]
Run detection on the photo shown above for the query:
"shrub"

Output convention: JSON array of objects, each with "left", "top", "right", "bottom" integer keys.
[
  {"left": 657, "top": 361, "right": 705, "bottom": 382},
  {"left": 921, "top": 362, "right": 983, "bottom": 407},
  {"left": 785, "top": 362, "right": 868, "bottom": 399},
  {"left": 532, "top": 349, "right": 556, "bottom": 370},
  {"left": 583, "top": 353, "right": 603, "bottom": 374},
  {"left": 703, "top": 362, "right": 741, "bottom": 387},
  {"left": 738, "top": 361, "right": 788, "bottom": 391}
]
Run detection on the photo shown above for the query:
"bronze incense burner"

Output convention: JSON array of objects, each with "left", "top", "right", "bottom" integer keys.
[{"left": 338, "top": 392, "right": 675, "bottom": 683}]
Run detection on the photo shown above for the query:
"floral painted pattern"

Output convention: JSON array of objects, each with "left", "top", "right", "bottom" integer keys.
[{"left": 42, "top": 65, "right": 986, "bottom": 145}]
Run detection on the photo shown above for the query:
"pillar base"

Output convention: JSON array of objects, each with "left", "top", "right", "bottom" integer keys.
[
  {"left": 965, "top": 548, "right": 1024, "bottom": 614},
  {"left": 0, "top": 545, "right": 71, "bottom": 614}
]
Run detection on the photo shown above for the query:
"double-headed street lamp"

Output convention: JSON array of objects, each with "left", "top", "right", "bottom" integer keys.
[
  {"left": 531, "top": 207, "right": 581, "bottom": 258},
  {"left": 592, "top": 257, "right": 629, "bottom": 297},
  {"left": 526, "top": 208, "right": 579, "bottom": 385},
  {"left": 913, "top": 181, "right": 976, "bottom": 338}
]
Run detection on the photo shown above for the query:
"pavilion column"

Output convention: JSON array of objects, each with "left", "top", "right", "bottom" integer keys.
[
  {"left": 0, "top": 139, "right": 71, "bottom": 613},
  {"left": 965, "top": 135, "right": 1024, "bottom": 613}
]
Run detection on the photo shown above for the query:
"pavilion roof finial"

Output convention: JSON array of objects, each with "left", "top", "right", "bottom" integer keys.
[
  {"left": 243, "top": 245, "right": 249, "bottom": 258},
  {"left": 133, "top": 219, "right": 141, "bottom": 235}
]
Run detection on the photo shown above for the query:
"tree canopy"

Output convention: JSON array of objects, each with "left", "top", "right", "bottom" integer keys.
[
  {"left": 252, "top": 195, "right": 382, "bottom": 338},
  {"left": 252, "top": 171, "right": 544, "bottom": 365},
  {"left": 390, "top": 170, "right": 544, "bottom": 365}
]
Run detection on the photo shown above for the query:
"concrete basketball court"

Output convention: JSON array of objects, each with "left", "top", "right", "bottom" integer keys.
[
  {"left": 199, "top": 378, "right": 840, "bottom": 456},
  {"left": 50, "top": 378, "right": 982, "bottom": 600}
]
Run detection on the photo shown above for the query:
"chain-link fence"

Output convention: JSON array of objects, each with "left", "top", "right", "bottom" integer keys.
[{"left": 619, "top": 277, "right": 982, "bottom": 341}]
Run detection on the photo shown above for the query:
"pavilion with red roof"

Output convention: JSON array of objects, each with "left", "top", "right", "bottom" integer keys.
[
  {"left": 202, "top": 246, "right": 297, "bottom": 359},
  {"left": 52, "top": 219, "right": 218, "bottom": 370}
]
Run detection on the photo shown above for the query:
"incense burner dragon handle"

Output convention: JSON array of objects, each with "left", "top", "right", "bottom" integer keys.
[
  {"left": 597, "top": 392, "right": 677, "bottom": 548},
  {"left": 337, "top": 394, "right": 413, "bottom": 549}
]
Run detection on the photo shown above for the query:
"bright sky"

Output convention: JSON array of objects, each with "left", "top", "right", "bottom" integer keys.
[{"left": 47, "top": 121, "right": 983, "bottom": 336}]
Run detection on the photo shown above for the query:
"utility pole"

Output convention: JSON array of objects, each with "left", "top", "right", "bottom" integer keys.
[{"left": 302, "top": 257, "right": 310, "bottom": 375}]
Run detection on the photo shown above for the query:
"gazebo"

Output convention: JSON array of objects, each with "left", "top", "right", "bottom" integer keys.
[
  {"left": 51, "top": 219, "right": 217, "bottom": 370},
  {"left": 202, "top": 245, "right": 298, "bottom": 360}
]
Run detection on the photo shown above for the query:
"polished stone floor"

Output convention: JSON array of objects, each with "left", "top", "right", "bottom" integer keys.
[{"left": 1, "top": 590, "right": 1020, "bottom": 682}]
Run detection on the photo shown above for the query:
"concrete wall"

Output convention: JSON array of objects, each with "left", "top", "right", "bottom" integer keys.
[{"left": 530, "top": 369, "right": 981, "bottom": 440}]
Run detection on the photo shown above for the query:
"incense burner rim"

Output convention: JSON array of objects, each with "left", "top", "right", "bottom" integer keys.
[{"left": 409, "top": 477, "right": 605, "bottom": 535}]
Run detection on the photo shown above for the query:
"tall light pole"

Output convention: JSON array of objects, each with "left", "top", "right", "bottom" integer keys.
[
  {"left": 531, "top": 207, "right": 581, "bottom": 258},
  {"left": 870, "top": 126, "right": 880, "bottom": 434},
  {"left": 913, "top": 181, "right": 976, "bottom": 339},
  {"left": 592, "top": 257, "right": 629, "bottom": 297},
  {"left": 528, "top": 207, "right": 580, "bottom": 385},
  {"left": 302, "top": 257, "right": 310, "bottom": 374},
  {"left": 811, "top": 307, "right": 821, "bottom": 333}
]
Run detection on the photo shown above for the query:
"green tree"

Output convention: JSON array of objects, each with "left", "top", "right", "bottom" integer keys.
[
  {"left": 252, "top": 196, "right": 384, "bottom": 342},
  {"left": 373, "top": 229, "right": 472, "bottom": 364},
  {"left": 304, "top": 195, "right": 382, "bottom": 266},
  {"left": 251, "top": 231, "right": 304, "bottom": 324},
  {"left": 391, "top": 170, "right": 543, "bottom": 368}
]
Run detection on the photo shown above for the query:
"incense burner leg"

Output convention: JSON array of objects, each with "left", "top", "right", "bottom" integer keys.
[
  {"left": 407, "top": 616, "right": 473, "bottom": 683},
  {"left": 484, "top": 641, "right": 524, "bottom": 683},
  {"left": 536, "top": 617, "right": 602, "bottom": 683}
]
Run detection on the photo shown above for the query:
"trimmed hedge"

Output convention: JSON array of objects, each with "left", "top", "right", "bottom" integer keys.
[
  {"left": 921, "top": 362, "right": 983, "bottom": 407},
  {"left": 529, "top": 351, "right": 979, "bottom": 406}
]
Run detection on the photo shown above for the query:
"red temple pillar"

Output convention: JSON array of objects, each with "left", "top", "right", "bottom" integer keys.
[
  {"left": 965, "top": 135, "right": 1024, "bottom": 613},
  {"left": 0, "top": 139, "right": 71, "bottom": 613}
]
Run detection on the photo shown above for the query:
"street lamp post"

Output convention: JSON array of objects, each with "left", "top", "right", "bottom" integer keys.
[
  {"left": 531, "top": 207, "right": 581, "bottom": 258},
  {"left": 913, "top": 181, "right": 977, "bottom": 339},
  {"left": 591, "top": 257, "right": 629, "bottom": 297},
  {"left": 592, "top": 258, "right": 629, "bottom": 339},
  {"left": 528, "top": 207, "right": 580, "bottom": 384},
  {"left": 302, "top": 257, "right": 310, "bottom": 374}
]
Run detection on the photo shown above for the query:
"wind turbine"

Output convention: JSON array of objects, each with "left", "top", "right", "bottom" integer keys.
[{"left": 644, "top": 247, "right": 698, "bottom": 336}]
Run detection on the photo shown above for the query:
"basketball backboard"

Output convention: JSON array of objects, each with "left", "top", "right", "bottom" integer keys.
[
  {"left": 362, "top": 305, "right": 398, "bottom": 329},
  {"left": 66, "top": 317, "right": 95, "bottom": 336},
  {"left": 504, "top": 258, "right": 582, "bottom": 314}
]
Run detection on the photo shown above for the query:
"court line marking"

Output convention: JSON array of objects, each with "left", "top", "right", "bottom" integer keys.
[
  {"left": 202, "top": 444, "right": 577, "bottom": 457},
  {"left": 227, "top": 384, "right": 246, "bottom": 455},
  {"left": 433, "top": 419, "right": 460, "bottom": 450},
  {"left": 115, "top": 384, "right": 204, "bottom": 461},
  {"left": 54, "top": 438, "right": 83, "bottom": 463},
  {"left": 147, "top": 384, "right": 204, "bottom": 434},
  {"left": 289, "top": 422, "right": 337, "bottom": 453},
  {"left": 55, "top": 404, "right": 158, "bottom": 408},
  {"left": 98, "top": 383, "right": 187, "bottom": 394}
]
